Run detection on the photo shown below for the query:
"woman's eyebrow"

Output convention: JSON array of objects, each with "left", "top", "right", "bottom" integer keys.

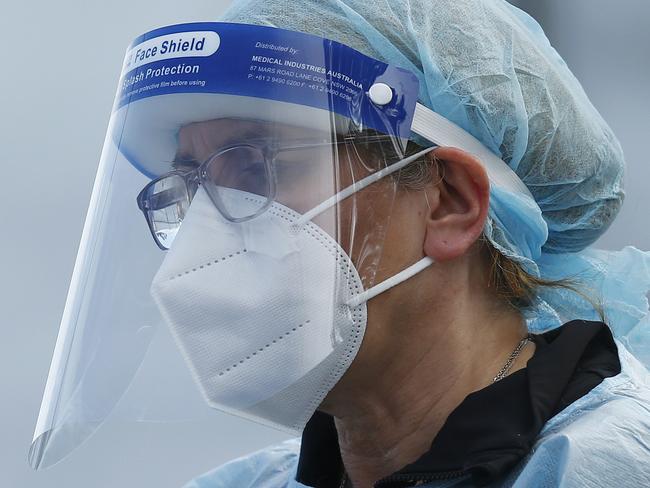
[
  {"left": 172, "top": 153, "right": 199, "bottom": 163},
  {"left": 172, "top": 129, "right": 261, "bottom": 165},
  {"left": 171, "top": 153, "right": 200, "bottom": 170},
  {"left": 171, "top": 123, "right": 288, "bottom": 168}
]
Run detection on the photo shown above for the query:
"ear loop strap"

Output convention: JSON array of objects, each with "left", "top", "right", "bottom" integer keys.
[
  {"left": 346, "top": 189, "right": 437, "bottom": 307},
  {"left": 293, "top": 145, "right": 438, "bottom": 307},
  {"left": 346, "top": 256, "right": 434, "bottom": 308}
]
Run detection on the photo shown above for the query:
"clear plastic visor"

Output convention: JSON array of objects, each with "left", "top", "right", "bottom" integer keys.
[
  {"left": 30, "top": 93, "right": 409, "bottom": 470},
  {"left": 31, "top": 19, "right": 422, "bottom": 471}
]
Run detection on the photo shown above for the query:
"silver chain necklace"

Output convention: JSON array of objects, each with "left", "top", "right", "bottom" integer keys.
[
  {"left": 492, "top": 333, "right": 534, "bottom": 383},
  {"left": 338, "top": 334, "right": 535, "bottom": 488}
]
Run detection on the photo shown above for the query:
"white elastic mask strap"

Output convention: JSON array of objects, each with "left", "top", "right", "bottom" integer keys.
[
  {"left": 294, "top": 145, "right": 437, "bottom": 308},
  {"left": 346, "top": 256, "right": 434, "bottom": 308},
  {"left": 294, "top": 145, "right": 436, "bottom": 227}
]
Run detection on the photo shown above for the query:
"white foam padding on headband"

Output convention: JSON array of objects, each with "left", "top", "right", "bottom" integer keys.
[{"left": 411, "top": 103, "right": 532, "bottom": 198}]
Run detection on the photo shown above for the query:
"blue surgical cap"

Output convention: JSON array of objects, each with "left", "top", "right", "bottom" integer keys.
[{"left": 220, "top": 0, "right": 650, "bottom": 367}]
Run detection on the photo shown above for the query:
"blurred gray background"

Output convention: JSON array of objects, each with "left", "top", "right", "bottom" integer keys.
[{"left": 1, "top": 1, "right": 648, "bottom": 487}]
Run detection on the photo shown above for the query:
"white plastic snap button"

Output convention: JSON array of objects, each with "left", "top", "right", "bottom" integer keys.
[{"left": 368, "top": 82, "right": 394, "bottom": 106}]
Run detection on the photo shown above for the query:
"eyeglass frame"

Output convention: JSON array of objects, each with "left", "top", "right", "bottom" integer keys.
[{"left": 136, "top": 133, "right": 405, "bottom": 250}]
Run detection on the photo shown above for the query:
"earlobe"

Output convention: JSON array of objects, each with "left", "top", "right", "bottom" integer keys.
[{"left": 422, "top": 147, "right": 490, "bottom": 262}]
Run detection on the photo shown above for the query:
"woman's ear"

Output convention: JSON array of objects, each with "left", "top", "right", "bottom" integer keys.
[{"left": 422, "top": 147, "right": 490, "bottom": 262}]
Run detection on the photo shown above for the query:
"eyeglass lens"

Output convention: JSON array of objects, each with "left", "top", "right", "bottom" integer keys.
[{"left": 143, "top": 145, "right": 272, "bottom": 249}]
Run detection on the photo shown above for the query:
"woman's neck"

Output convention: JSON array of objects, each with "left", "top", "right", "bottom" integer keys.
[{"left": 320, "top": 288, "right": 534, "bottom": 488}]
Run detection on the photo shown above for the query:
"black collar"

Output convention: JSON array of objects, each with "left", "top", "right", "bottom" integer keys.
[{"left": 296, "top": 320, "right": 621, "bottom": 488}]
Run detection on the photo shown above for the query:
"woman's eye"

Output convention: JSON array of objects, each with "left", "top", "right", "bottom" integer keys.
[{"left": 239, "top": 161, "right": 265, "bottom": 177}]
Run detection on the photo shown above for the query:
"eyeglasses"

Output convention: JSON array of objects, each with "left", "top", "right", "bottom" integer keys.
[{"left": 137, "top": 135, "right": 400, "bottom": 250}]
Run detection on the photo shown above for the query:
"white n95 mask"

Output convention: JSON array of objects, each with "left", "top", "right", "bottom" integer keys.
[
  {"left": 150, "top": 186, "right": 367, "bottom": 432},
  {"left": 151, "top": 148, "right": 435, "bottom": 433}
]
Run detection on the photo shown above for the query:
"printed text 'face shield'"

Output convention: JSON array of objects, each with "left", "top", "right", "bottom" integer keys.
[{"left": 29, "top": 21, "right": 422, "bottom": 470}]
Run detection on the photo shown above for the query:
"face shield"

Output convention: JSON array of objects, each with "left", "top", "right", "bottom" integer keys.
[{"left": 30, "top": 21, "right": 530, "bottom": 471}]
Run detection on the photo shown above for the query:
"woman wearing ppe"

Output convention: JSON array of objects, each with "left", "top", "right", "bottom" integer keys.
[{"left": 31, "top": 0, "right": 650, "bottom": 487}]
